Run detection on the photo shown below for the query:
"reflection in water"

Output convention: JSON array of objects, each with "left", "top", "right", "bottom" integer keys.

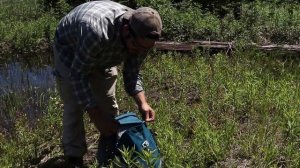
[
  {"left": 0, "top": 62, "right": 55, "bottom": 95},
  {"left": 0, "top": 62, "right": 56, "bottom": 132}
]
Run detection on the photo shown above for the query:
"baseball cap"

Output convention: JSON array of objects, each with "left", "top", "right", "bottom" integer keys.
[{"left": 123, "top": 7, "right": 162, "bottom": 40}]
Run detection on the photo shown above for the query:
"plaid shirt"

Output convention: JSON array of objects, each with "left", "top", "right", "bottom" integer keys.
[{"left": 53, "top": 0, "right": 146, "bottom": 109}]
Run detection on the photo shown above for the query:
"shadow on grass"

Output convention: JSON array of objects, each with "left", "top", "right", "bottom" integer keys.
[{"left": 38, "top": 156, "right": 65, "bottom": 168}]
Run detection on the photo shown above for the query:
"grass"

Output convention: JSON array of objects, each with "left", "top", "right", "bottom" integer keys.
[
  {"left": 2, "top": 50, "right": 299, "bottom": 167},
  {"left": 117, "top": 50, "right": 300, "bottom": 167}
]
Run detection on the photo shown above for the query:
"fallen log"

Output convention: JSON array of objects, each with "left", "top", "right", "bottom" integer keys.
[
  {"left": 154, "top": 41, "right": 300, "bottom": 53},
  {"left": 154, "top": 41, "right": 196, "bottom": 51},
  {"left": 256, "top": 44, "right": 300, "bottom": 52}
]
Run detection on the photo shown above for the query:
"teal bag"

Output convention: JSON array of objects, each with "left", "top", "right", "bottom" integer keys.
[{"left": 115, "top": 112, "right": 162, "bottom": 168}]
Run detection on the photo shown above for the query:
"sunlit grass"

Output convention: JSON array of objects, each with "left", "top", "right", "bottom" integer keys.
[
  {"left": 116, "top": 50, "right": 300, "bottom": 167},
  {"left": 1, "top": 50, "right": 300, "bottom": 167}
]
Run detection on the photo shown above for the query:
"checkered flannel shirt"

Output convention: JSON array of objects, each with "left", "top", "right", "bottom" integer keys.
[{"left": 53, "top": 0, "right": 146, "bottom": 109}]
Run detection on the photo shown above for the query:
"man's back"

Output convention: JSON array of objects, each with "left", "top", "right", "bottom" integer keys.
[
  {"left": 54, "top": 0, "right": 132, "bottom": 68},
  {"left": 57, "top": 0, "right": 131, "bottom": 38}
]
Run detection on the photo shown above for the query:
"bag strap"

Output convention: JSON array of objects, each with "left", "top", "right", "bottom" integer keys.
[{"left": 115, "top": 112, "right": 144, "bottom": 126}]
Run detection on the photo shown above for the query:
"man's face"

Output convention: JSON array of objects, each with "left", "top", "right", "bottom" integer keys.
[{"left": 126, "top": 36, "right": 156, "bottom": 55}]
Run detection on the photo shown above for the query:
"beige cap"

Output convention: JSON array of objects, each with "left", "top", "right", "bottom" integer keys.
[{"left": 124, "top": 7, "right": 162, "bottom": 39}]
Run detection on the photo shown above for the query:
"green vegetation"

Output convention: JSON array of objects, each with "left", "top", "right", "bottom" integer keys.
[
  {"left": 143, "top": 0, "right": 300, "bottom": 43},
  {"left": 0, "top": 0, "right": 300, "bottom": 56},
  {"left": 0, "top": 0, "right": 300, "bottom": 167},
  {"left": 1, "top": 51, "right": 300, "bottom": 167},
  {"left": 0, "top": 0, "right": 55, "bottom": 55}
]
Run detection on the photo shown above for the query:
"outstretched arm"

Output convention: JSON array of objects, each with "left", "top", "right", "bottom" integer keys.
[{"left": 123, "top": 54, "right": 155, "bottom": 122}]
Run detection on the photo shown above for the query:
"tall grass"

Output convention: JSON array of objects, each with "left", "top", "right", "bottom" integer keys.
[
  {"left": 0, "top": 51, "right": 299, "bottom": 167},
  {"left": 136, "top": 0, "right": 300, "bottom": 44},
  {"left": 0, "top": 0, "right": 59, "bottom": 55},
  {"left": 115, "top": 50, "right": 300, "bottom": 167},
  {"left": 0, "top": 90, "right": 62, "bottom": 167}
]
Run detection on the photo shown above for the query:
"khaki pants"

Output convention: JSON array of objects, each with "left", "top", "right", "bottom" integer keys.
[{"left": 54, "top": 48, "right": 119, "bottom": 158}]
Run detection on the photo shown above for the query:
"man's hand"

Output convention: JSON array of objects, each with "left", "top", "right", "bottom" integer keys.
[
  {"left": 87, "top": 107, "right": 118, "bottom": 136},
  {"left": 139, "top": 102, "right": 155, "bottom": 122},
  {"left": 134, "top": 91, "right": 155, "bottom": 122}
]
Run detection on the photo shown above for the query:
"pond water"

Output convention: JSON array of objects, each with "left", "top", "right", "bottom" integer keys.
[
  {"left": 0, "top": 60, "right": 56, "bottom": 130},
  {"left": 0, "top": 62, "right": 55, "bottom": 96}
]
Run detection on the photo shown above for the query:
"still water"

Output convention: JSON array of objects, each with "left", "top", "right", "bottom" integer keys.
[
  {"left": 0, "top": 62, "right": 55, "bottom": 96},
  {"left": 0, "top": 61, "right": 55, "bottom": 130}
]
